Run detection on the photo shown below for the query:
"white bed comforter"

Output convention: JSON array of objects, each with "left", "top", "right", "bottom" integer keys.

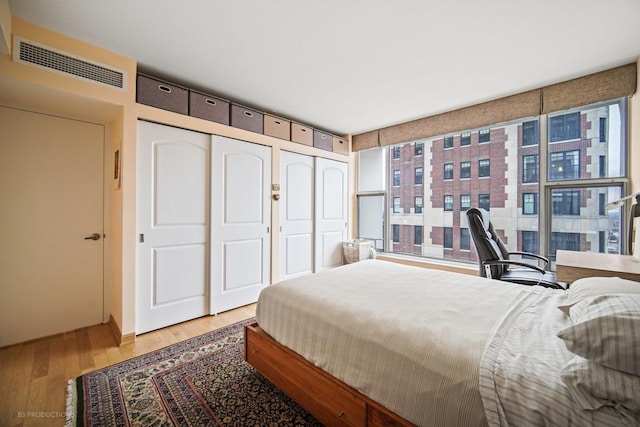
[{"left": 256, "top": 260, "right": 528, "bottom": 426}]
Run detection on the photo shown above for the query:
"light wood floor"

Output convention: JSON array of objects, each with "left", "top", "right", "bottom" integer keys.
[{"left": 0, "top": 304, "right": 256, "bottom": 427}]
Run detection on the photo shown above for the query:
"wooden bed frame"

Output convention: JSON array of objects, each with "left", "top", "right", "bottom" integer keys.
[{"left": 244, "top": 322, "right": 414, "bottom": 427}]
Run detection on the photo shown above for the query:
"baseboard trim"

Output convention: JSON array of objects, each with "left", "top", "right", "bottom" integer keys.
[{"left": 109, "top": 315, "right": 135, "bottom": 346}]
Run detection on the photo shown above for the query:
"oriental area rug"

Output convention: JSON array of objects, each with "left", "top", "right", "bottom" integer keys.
[{"left": 65, "top": 318, "right": 322, "bottom": 426}]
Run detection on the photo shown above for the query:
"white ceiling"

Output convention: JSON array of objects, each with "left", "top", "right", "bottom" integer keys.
[{"left": 7, "top": 0, "right": 640, "bottom": 136}]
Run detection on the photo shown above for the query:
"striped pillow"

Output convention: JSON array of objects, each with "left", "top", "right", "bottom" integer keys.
[
  {"left": 560, "top": 356, "right": 640, "bottom": 421},
  {"left": 557, "top": 294, "right": 640, "bottom": 376}
]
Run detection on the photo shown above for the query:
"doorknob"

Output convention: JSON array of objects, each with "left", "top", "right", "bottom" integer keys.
[{"left": 84, "top": 233, "right": 101, "bottom": 241}]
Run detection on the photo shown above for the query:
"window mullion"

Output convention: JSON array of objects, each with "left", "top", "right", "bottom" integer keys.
[{"left": 539, "top": 115, "right": 550, "bottom": 259}]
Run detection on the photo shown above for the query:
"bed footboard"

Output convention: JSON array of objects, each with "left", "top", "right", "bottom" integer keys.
[{"left": 244, "top": 322, "right": 414, "bottom": 427}]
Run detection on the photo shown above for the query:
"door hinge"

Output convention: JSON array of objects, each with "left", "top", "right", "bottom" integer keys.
[
  {"left": 139, "top": 233, "right": 144, "bottom": 243},
  {"left": 267, "top": 227, "right": 270, "bottom": 233}
]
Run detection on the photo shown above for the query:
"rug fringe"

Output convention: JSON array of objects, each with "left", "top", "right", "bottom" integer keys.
[{"left": 65, "top": 379, "right": 76, "bottom": 427}]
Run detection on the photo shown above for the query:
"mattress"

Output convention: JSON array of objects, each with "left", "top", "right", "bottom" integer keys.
[{"left": 256, "top": 259, "right": 530, "bottom": 426}]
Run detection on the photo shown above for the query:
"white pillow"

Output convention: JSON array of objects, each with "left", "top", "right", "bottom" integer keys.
[
  {"left": 558, "top": 276, "right": 640, "bottom": 315},
  {"left": 560, "top": 356, "right": 640, "bottom": 420},
  {"left": 557, "top": 294, "right": 640, "bottom": 375}
]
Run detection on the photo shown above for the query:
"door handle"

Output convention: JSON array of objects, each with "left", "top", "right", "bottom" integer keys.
[{"left": 84, "top": 233, "right": 101, "bottom": 241}]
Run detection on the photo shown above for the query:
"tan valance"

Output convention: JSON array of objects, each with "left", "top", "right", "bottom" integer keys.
[
  {"left": 542, "top": 63, "right": 637, "bottom": 114},
  {"left": 353, "top": 63, "right": 637, "bottom": 151}
]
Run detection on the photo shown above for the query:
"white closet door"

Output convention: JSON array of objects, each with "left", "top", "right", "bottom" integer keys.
[
  {"left": 280, "top": 151, "right": 314, "bottom": 280},
  {"left": 136, "top": 121, "right": 210, "bottom": 334},
  {"left": 315, "top": 157, "right": 348, "bottom": 271},
  {"left": 211, "top": 135, "right": 271, "bottom": 314}
]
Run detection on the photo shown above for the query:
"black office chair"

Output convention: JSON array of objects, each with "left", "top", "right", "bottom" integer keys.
[{"left": 466, "top": 208, "right": 566, "bottom": 289}]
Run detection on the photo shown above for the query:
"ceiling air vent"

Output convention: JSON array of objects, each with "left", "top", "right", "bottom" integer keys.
[{"left": 13, "top": 37, "right": 126, "bottom": 91}]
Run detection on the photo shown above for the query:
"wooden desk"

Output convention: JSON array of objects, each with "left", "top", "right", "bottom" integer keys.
[{"left": 555, "top": 250, "right": 640, "bottom": 284}]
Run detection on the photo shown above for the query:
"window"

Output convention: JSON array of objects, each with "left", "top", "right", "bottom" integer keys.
[
  {"left": 460, "top": 161, "right": 471, "bottom": 179},
  {"left": 444, "top": 163, "right": 453, "bottom": 180},
  {"left": 523, "top": 193, "right": 538, "bottom": 215},
  {"left": 393, "top": 197, "right": 400, "bottom": 213},
  {"left": 523, "top": 120, "right": 538, "bottom": 146},
  {"left": 415, "top": 142, "right": 423, "bottom": 156},
  {"left": 460, "top": 228, "right": 470, "bottom": 250},
  {"left": 599, "top": 117, "right": 607, "bottom": 142},
  {"left": 460, "top": 194, "right": 471, "bottom": 211},
  {"left": 479, "top": 159, "right": 490, "bottom": 177},
  {"left": 393, "top": 170, "right": 400, "bottom": 186},
  {"left": 549, "top": 112, "right": 580, "bottom": 142},
  {"left": 444, "top": 195, "right": 453, "bottom": 211},
  {"left": 551, "top": 232, "right": 580, "bottom": 253},
  {"left": 392, "top": 224, "right": 400, "bottom": 243},
  {"left": 523, "top": 154, "right": 539, "bottom": 183},
  {"left": 479, "top": 129, "right": 490, "bottom": 143},
  {"left": 415, "top": 167, "right": 423, "bottom": 185},
  {"left": 373, "top": 98, "right": 627, "bottom": 261},
  {"left": 414, "top": 226, "right": 423, "bottom": 246},
  {"left": 522, "top": 231, "right": 538, "bottom": 254},
  {"left": 444, "top": 136, "right": 454, "bottom": 148},
  {"left": 479, "top": 194, "right": 490, "bottom": 211},
  {"left": 460, "top": 132, "right": 471, "bottom": 146},
  {"left": 415, "top": 196, "right": 423, "bottom": 214},
  {"left": 552, "top": 190, "right": 580, "bottom": 216},
  {"left": 392, "top": 146, "right": 400, "bottom": 159},
  {"left": 443, "top": 227, "right": 453, "bottom": 249},
  {"left": 549, "top": 150, "right": 580, "bottom": 180}
]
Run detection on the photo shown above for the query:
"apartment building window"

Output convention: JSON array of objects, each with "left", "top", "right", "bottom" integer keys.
[
  {"left": 479, "top": 159, "right": 490, "bottom": 177},
  {"left": 444, "top": 136, "right": 454, "bottom": 148},
  {"left": 461, "top": 132, "right": 471, "bottom": 146},
  {"left": 415, "top": 196, "right": 423, "bottom": 213},
  {"left": 392, "top": 224, "right": 400, "bottom": 243},
  {"left": 415, "top": 167, "right": 423, "bottom": 185},
  {"left": 444, "top": 195, "right": 453, "bottom": 211},
  {"left": 460, "top": 228, "right": 470, "bottom": 250},
  {"left": 392, "top": 146, "right": 400, "bottom": 159},
  {"left": 599, "top": 193, "right": 606, "bottom": 216},
  {"left": 460, "top": 194, "right": 471, "bottom": 211},
  {"left": 523, "top": 193, "right": 538, "bottom": 215},
  {"left": 522, "top": 120, "right": 538, "bottom": 146},
  {"left": 460, "top": 161, "right": 471, "bottom": 179},
  {"left": 549, "top": 112, "right": 580, "bottom": 142},
  {"left": 393, "top": 170, "right": 400, "bottom": 186},
  {"left": 443, "top": 227, "right": 453, "bottom": 249},
  {"left": 599, "top": 117, "right": 607, "bottom": 142},
  {"left": 414, "top": 226, "right": 423, "bottom": 246},
  {"left": 393, "top": 197, "right": 400, "bottom": 213},
  {"left": 552, "top": 190, "right": 580, "bottom": 216},
  {"left": 523, "top": 155, "right": 539, "bottom": 183},
  {"left": 479, "top": 129, "right": 490, "bottom": 143},
  {"left": 444, "top": 163, "right": 454, "bottom": 180},
  {"left": 522, "top": 231, "right": 538, "bottom": 254},
  {"left": 479, "top": 194, "right": 490, "bottom": 211},
  {"left": 551, "top": 232, "right": 580, "bottom": 253},
  {"left": 549, "top": 150, "right": 580, "bottom": 180},
  {"left": 599, "top": 156, "right": 606, "bottom": 178},
  {"left": 415, "top": 142, "right": 423, "bottom": 156}
]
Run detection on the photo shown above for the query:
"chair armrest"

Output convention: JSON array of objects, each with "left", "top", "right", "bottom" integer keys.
[
  {"left": 507, "top": 251, "right": 550, "bottom": 267},
  {"left": 483, "top": 259, "right": 546, "bottom": 274}
]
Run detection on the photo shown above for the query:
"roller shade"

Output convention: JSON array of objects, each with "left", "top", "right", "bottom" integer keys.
[{"left": 353, "top": 63, "right": 637, "bottom": 152}]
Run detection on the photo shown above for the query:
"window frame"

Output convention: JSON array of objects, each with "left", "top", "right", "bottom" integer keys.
[
  {"left": 415, "top": 167, "right": 423, "bottom": 185},
  {"left": 460, "top": 161, "right": 471, "bottom": 179}
]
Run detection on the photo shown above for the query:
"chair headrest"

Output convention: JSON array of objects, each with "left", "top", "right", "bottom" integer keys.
[{"left": 467, "top": 207, "right": 491, "bottom": 233}]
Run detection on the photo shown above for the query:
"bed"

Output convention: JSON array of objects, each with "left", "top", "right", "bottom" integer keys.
[{"left": 245, "top": 259, "right": 640, "bottom": 427}]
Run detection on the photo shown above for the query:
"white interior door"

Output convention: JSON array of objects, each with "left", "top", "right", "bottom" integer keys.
[
  {"left": 315, "top": 157, "right": 348, "bottom": 271},
  {"left": 136, "top": 121, "right": 210, "bottom": 334},
  {"left": 211, "top": 135, "right": 271, "bottom": 314},
  {"left": 280, "top": 151, "right": 314, "bottom": 280},
  {"left": 0, "top": 107, "right": 104, "bottom": 347}
]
